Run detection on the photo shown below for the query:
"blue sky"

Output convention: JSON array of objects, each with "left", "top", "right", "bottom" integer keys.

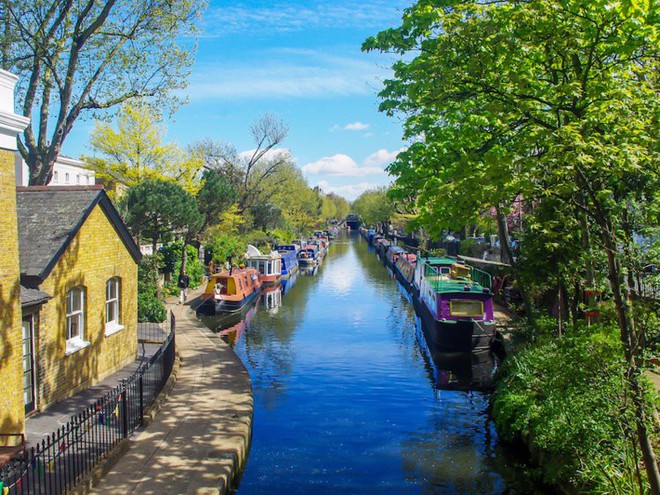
[{"left": 63, "top": 0, "right": 412, "bottom": 200}]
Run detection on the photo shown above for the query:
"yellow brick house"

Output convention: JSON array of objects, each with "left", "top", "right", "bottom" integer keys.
[
  {"left": 0, "top": 70, "right": 30, "bottom": 446},
  {"left": 16, "top": 186, "right": 142, "bottom": 409}
]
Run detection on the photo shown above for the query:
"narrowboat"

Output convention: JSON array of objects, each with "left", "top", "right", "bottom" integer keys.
[
  {"left": 298, "top": 244, "right": 319, "bottom": 266},
  {"left": 385, "top": 245, "right": 406, "bottom": 268},
  {"left": 414, "top": 257, "right": 495, "bottom": 351},
  {"left": 197, "top": 266, "right": 262, "bottom": 315},
  {"left": 276, "top": 244, "right": 300, "bottom": 279},
  {"left": 245, "top": 244, "right": 282, "bottom": 285},
  {"left": 394, "top": 252, "right": 417, "bottom": 294},
  {"left": 375, "top": 238, "right": 391, "bottom": 259}
]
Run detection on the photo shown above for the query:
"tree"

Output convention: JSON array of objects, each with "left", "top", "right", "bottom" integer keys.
[
  {"left": 85, "top": 102, "right": 203, "bottom": 194},
  {"left": 202, "top": 114, "right": 292, "bottom": 213},
  {"left": 364, "top": 0, "right": 659, "bottom": 490},
  {"left": 2, "top": 0, "right": 206, "bottom": 185},
  {"left": 352, "top": 188, "right": 393, "bottom": 228},
  {"left": 122, "top": 179, "right": 203, "bottom": 253},
  {"left": 195, "top": 168, "right": 238, "bottom": 234}
]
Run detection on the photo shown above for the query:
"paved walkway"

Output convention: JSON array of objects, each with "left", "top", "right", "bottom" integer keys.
[{"left": 89, "top": 293, "right": 253, "bottom": 494}]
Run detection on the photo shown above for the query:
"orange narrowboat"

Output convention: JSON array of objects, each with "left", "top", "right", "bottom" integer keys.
[{"left": 197, "top": 266, "right": 262, "bottom": 314}]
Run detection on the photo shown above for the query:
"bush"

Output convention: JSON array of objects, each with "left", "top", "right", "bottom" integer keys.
[
  {"left": 159, "top": 242, "right": 204, "bottom": 288},
  {"left": 491, "top": 324, "right": 652, "bottom": 493},
  {"left": 138, "top": 290, "right": 166, "bottom": 323},
  {"left": 137, "top": 255, "right": 166, "bottom": 323},
  {"left": 458, "top": 237, "right": 486, "bottom": 258}
]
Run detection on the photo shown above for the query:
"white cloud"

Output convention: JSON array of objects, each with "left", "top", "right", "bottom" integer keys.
[
  {"left": 330, "top": 122, "right": 371, "bottom": 132},
  {"left": 344, "top": 122, "right": 370, "bottom": 131},
  {"left": 363, "top": 147, "right": 406, "bottom": 168},
  {"left": 301, "top": 154, "right": 386, "bottom": 177},
  {"left": 238, "top": 148, "right": 291, "bottom": 162},
  {"left": 315, "top": 180, "right": 387, "bottom": 201}
]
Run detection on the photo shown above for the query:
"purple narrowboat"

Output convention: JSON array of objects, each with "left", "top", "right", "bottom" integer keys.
[{"left": 413, "top": 257, "right": 495, "bottom": 351}]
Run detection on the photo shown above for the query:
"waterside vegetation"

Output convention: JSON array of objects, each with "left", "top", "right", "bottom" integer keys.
[{"left": 362, "top": 0, "right": 659, "bottom": 492}]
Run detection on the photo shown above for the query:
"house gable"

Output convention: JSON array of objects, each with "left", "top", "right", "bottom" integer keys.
[{"left": 16, "top": 186, "right": 141, "bottom": 285}]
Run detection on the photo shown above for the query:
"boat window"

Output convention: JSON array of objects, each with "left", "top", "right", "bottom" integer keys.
[
  {"left": 449, "top": 300, "right": 484, "bottom": 317},
  {"left": 238, "top": 278, "right": 243, "bottom": 290},
  {"left": 440, "top": 267, "right": 451, "bottom": 275}
]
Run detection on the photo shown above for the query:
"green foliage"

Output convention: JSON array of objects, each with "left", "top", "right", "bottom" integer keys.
[
  {"left": 7, "top": 0, "right": 206, "bottom": 185},
  {"left": 137, "top": 255, "right": 166, "bottom": 323},
  {"left": 268, "top": 229, "right": 294, "bottom": 245},
  {"left": 121, "top": 179, "right": 204, "bottom": 248},
  {"left": 492, "top": 325, "right": 650, "bottom": 492},
  {"left": 244, "top": 230, "right": 271, "bottom": 250},
  {"left": 458, "top": 238, "right": 485, "bottom": 258},
  {"left": 204, "top": 231, "right": 244, "bottom": 264},
  {"left": 352, "top": 188, "right": 394, "bottom": 226},
  {"left": 158, "top": 242, "right": 204, "bottom": 288},
  {"left": 195, "top": 168, "right": 238, "bottom": 232},
  {"left": 84, "top": 102, "right": 204, "bottom": 195}
]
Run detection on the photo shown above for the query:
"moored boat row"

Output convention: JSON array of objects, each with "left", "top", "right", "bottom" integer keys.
[
  {"left": 198, "top": 228, "right": 337, "bottom": 315},
  {"left": 359, "top": 227, "right": 496, "bottom": 352}
]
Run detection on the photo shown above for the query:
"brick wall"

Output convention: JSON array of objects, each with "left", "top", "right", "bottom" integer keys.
[
  {"left": 0, "top": 147, "right": 24, "bottom": 445},
  {"left": 37, "top": 205, "right": 138, "bottom": 408}
]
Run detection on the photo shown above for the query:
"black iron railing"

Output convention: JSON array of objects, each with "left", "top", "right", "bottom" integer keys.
[{"left": 0, "top": 312, "right": 176, "bottom": 494}]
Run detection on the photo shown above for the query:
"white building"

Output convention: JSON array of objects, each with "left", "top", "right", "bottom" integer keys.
[{"left": 15, "top": 154, "right": 95, "bottom": 186}]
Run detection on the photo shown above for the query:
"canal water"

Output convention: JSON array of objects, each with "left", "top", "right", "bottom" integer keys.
[{"left": 200, "top": 233, "right": 529, "bottom": 494}]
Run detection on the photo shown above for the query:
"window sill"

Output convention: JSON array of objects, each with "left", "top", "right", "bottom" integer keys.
[
  {"left": 65, "top": 339, "right": 90, "bottom": 356},
  {"left": 104, "top": 323, "right": 124, "bottom": 337}
]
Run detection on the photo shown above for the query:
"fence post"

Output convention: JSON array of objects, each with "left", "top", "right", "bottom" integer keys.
[
  {"left": 139, "top": 374, "right": 144, "bottom": 427},
  {"left": 121, "top": 389, "right": 129, "bottom": 438}
]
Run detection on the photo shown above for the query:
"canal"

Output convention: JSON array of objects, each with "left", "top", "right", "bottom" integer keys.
[{"left": 200, "top": 233, "right": 530, "bottom": 494}]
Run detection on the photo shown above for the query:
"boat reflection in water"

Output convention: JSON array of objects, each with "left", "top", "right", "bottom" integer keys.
[
  {"left": 414, "top": 314, "right": 498, "bottom": 392},
  {"left": 198, "top": 297, "right": 259, "bottom": 347},
  {"left": 262, "top": 285, "right": 282, "bottom": 313},
  {"left": 298, "top": 265, "right": 318, "bottom": 276},
  {"left": 281, "top": 271, "right": 297, "bottom": 295}
]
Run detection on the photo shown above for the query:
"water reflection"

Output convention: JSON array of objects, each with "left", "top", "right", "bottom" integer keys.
[
  {"left": 262, "top": 285, "right": 282, "bottom": 312},
  {"left": 415, "top": 315, "right": 498, "bottom": 392},
  {"left": 198, "top": 232, "right": 528, "bottom": 494}
]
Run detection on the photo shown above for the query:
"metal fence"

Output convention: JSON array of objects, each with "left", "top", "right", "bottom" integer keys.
[{"left": 0, "top": 312, "right": 176, "bottom": 494}]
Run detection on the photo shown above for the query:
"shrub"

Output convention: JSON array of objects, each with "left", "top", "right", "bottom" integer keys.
[
  {"left": 159, "top": 242, "right": 204, "bottom": 288},
  {"left": 459, "top": 237, "right": 486, "bottom": 258},
  {"left": 491, "top": 324, "right": 652, "bottom": 493},
  {"left": 137, "top": 255, "right": 166, "bottom": 323}
]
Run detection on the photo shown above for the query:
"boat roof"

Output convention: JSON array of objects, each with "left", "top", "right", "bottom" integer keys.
[
  {"left": 421, "top": 256, "right": 459, "bottom": 266},
  {"left": 388, "top": 245, "right": 405, "bottom": 253}
]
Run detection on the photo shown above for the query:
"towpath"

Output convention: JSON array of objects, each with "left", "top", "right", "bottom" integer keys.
[{"left": 89, "top": 289, "right": 253, "bottom": 494}]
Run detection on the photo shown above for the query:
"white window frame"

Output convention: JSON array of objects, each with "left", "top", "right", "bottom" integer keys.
[
  {"left": 105, "top": 277, "right": 124, "bottom": 336},
  {"left": 65, "top": 286, "right": 89, "bottom": 355}
]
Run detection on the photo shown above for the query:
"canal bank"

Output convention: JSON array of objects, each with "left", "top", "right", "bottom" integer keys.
[{"left": 89, "top": 292, "right": 253, "bottom": 494}]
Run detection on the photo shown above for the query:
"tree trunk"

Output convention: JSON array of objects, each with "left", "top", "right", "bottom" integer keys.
[
  {"left": 580, "top": 210, "right": 598, "bottom": 324},
  {"left": 601, "top": 230, "right": 660, "bottom": 494},
  {"left": 181, "top": 241, "right": 188, "bottom": 274}
]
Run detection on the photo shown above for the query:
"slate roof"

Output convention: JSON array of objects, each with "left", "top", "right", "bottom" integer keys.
[
  {"left": 16, "top": 186, "right": 142, "bottom": 284},
  {"left": 20, "top": 285, "right": 51, "bottom": 307}
]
